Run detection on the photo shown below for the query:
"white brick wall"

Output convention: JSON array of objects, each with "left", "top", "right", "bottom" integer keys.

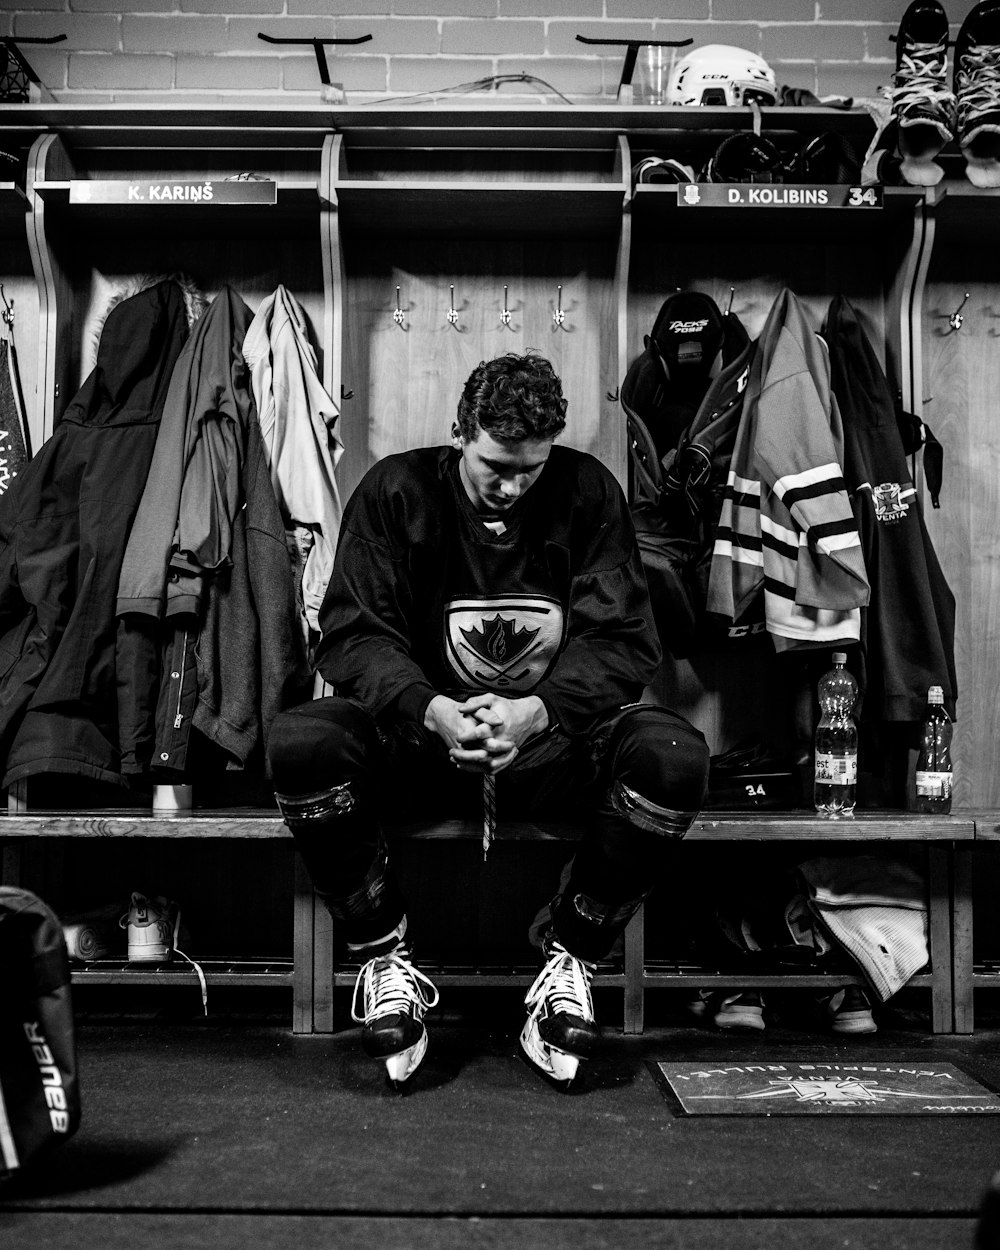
[{"left": 0, "top": 1, "right": 972, "bottom": 106}]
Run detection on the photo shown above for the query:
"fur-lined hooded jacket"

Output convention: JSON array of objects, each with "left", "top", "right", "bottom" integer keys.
[{"left": 0, "top": 279, "right": 190, "bottom": 786}]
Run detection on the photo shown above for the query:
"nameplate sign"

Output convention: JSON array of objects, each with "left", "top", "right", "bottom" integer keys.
[
  {"left": 69, "top": 180, "right": 277, "bottom": 205},
  {"left": 675, "top": 184, "right": 883, "bottom": 209}
]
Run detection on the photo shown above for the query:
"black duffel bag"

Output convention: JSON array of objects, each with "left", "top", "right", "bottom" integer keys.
[{"left": 0, "top": 886, "right": 81, "bottom": 1177}]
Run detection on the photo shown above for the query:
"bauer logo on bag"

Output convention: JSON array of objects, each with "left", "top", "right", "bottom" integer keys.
[{"left": 22, "top": 1022, "right": 71, "bottom": 1134}]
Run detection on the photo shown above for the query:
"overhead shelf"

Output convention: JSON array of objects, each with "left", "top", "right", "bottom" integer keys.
[{"left": 0, "top": 102, "right": 878, "bottom": 152}]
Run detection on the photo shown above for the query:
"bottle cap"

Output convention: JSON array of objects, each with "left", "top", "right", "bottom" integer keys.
[
  {"left": 928, "top": 685, "right": 944, "bottom": 703},
  {"left": 832, "top": 652, "right": 847, "bottom": 664}
]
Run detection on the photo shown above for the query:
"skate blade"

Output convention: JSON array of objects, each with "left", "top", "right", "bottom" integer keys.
[
  {"left": 963, "top": 153, "right": 1000, "bottom": 188},
  {"left": 962, "top": 125, "right": 1000, "bottom": 187},
  {"left": 898, "top": 154, "right": 945, "bottom": 186},
  {"left": 519, "top": 1020, "right": 580, "bottom": 1087},
  {"left": 384, "top": 1027, "right": 428, "bottom": 1086}
]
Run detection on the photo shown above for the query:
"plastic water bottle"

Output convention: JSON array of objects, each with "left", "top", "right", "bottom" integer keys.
[
  {"left": 813, "top": 652, "right": 858, "bottom": 819},
  {"left": 915, "top": 685, "right": 953, "bottom": 814}
]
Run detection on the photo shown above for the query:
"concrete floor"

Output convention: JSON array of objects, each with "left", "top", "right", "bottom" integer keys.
[{"left": 2, "top": 985, "right": 999, "bottom": 1249}]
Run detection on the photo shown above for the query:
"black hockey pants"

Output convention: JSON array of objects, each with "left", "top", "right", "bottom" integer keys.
[{"left": 268, "top": 697, "right": 709, "bottom": 963}]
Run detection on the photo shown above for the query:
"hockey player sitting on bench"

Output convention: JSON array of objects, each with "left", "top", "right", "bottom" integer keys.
[{"left": 268, "top": 351, "right": 710, "bottom": 1088}]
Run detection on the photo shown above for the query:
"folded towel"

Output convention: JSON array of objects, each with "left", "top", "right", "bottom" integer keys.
[{"left": 797, "top": 856, "right": 929, "bottom": 1001}]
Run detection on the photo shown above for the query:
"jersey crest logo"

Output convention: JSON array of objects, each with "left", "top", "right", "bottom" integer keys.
[
  {"left": 444, "top": 595, "right": 563, "bottom": 693},
  {"left": 872, "top": 481, "right": 909, "bottom": 524},
  {"left": 461, "top": 615, "right": 539, "bottom": 666}
]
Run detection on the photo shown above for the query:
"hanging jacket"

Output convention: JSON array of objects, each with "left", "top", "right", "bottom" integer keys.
[
  {"left": 0, "top": 280, "right": 190, "bottom": 786},
  {"left": 823, "top": 295, "right": 956, "bottom": 722},
  {"left": 707, "top": 288, "right": 870, "bottom": 649},
  {"left": 191, "top": 413, "right": 312, "bottom": 775},
  {"left": 242, "top": 284, "right": 343, "bottom": 653},
  {"left": 116, "top": 288, "right": 309, "bottom": 778},
  {"left": 117, "top": 286, "right": 251, "bottom": 621},
  {"left": 624, "top": 302, "right": 760, "bottom": 654}
]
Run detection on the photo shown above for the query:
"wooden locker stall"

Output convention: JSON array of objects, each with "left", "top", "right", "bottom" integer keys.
[
  {"left": 922, "top": 186, "right": 1000, "bottom": 811},
  {"left": 623, "top": 116, "right": 930, "bottom": 766},
  {"left": 922, "top": 184, "right": 1000, "bottom": 1030},
  {"left": 6, "top": 111, "right": 345, "bottom": 1014},
  {"left": 322, "top": 114, "right": 630, "bottom": 980}
]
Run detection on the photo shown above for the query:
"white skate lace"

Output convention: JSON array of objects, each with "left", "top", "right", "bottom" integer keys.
[
  {"left": 351, "top": 948, "right": 439, "bottom": 1025},
  {"left": 524, "top": 942, "right": 595, "bottom": 1026},
  {"left": 956, "top": 44, "right": 1000, "bottom": 127},
  {"left": 891, "top": 41, "right": 955, "bottom": 115}
]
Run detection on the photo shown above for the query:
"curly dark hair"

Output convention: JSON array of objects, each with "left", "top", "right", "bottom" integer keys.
[{"left": 456, "top": 352, "right": 568, "bottom": 443}]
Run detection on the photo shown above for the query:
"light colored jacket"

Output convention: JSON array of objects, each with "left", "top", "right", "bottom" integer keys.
[
  {"left": 243, "top": 286, "right": 343, "bottom": 649},
  {"left": 708, "top": 288, "right": 870, "bottom": 649}
]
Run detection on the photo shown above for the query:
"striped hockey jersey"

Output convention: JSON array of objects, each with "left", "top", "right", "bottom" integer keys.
[{"left": 707, "top": 288, "right": 870, "bottom": 648}]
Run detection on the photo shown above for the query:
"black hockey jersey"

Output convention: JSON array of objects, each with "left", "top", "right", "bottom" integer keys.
[
  {"left": 316, "top": 445, "right": 660, "bottom": 736},
  {"left": 823, "top": 295, "right": 957, "bottom": 723},
  {"left": 622, "top": 291, "right": 760, "bottom": 654}
]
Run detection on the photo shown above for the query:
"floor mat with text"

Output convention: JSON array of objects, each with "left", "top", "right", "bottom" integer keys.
[{"left": 648, "top": 1059, "right": 1000, "bottom": 1115}]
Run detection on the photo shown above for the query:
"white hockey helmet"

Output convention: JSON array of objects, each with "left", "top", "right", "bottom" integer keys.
[{"left": 667, "top": 44, "right": 778, "bottom": 107}]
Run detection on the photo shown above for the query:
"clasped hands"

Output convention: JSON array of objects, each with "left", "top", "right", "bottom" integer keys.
[{"left": 424, "top": 691, "right": 549, "bottom": 775}]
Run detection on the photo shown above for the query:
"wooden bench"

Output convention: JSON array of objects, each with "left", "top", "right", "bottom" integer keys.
[{"left": 0, "top": 807, "right": 973, "bottom": 1035}]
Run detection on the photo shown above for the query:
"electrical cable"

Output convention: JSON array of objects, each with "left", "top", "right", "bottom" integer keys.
[{"left": 366, "top": 72, "right": 575, "bottom": 107}]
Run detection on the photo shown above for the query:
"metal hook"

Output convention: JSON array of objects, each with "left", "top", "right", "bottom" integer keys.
[
  {"left": 447, "top": 284, "right": 459, "bottom": 328},
  {"left": 0, "top": 284, "right": 13, "bottom": 329},
  {"left": 500, "top": 285, "right": 512, "bottom": 328},
  {"left": 553, "top": 285, "right": 565, "bottom": 329},
  {"left": 725, "top": 286, "right": 735, "bottom": 316},
  {"left": 949, "top": 291, "right": 970, "bottom": 333},
  {"left": 392, "top": 286, "right": 405, "bottom": 329}
]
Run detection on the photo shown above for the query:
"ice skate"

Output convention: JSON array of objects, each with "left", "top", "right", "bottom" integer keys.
[
  {"left": 351, "top": 944, "right": 439, "bottom": 1086},
  {"left": 520, "top": 936, "right": 600, "bottom": 1089}
]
